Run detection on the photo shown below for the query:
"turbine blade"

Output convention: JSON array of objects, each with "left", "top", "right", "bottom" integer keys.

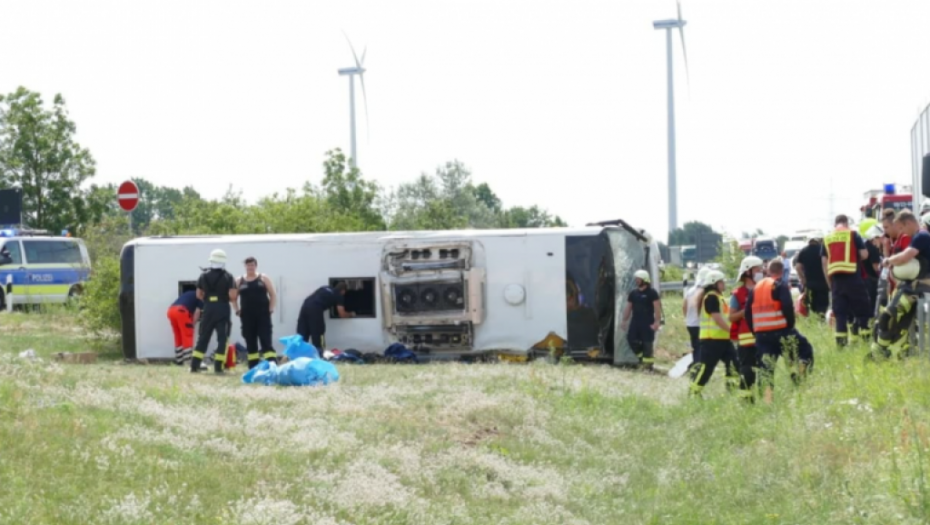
[
  {"left": 677, "top": 0, "right": 683, "bottom": 22},
  {"left": 360, "top": 70, "right": 370, "bottom": 144},
  {"left": 679, "top": 25, "right": 690, "bottom": 91},
  {"left": 342, "top": 30, "right": 362, "bottom": 69},
  {"left": 360, "top": 45, "right": 367, "bottom": 67}
]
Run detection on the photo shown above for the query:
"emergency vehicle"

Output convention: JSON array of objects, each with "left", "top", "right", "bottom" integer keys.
[
  {"left": 0, "top": 227, "right": 91, "bottom": 309},
  {"left": 119, "top": 221, "right": 661, "bottom": 365},
  {"left": 861, "top": 184, "right": 914, "bottom": 220}
]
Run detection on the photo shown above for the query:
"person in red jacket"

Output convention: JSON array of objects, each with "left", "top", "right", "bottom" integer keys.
[{"left": 729, "top": 256, "right": 764, "bottom": 402}]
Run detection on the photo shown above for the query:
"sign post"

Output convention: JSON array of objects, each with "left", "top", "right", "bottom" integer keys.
[{"left": 118, "top": 180, "right": 140, "bottom": 235}]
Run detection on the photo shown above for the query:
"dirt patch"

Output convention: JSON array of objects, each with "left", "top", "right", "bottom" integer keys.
[{"left": 460, "top": 426, "right": 500, "bottom": 447}]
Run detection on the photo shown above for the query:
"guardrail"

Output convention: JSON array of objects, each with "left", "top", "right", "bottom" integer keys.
[{"left": 659, "top": 281, "right": 685, "bottom": 292}]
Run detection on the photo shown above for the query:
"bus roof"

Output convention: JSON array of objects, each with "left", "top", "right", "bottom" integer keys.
[{"left": 128, "top": 226, "right": 618, "bottom": 247}]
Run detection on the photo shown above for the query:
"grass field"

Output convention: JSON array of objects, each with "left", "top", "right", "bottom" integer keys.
[{"left": 2, "top": 297, "right": 930, "bottom": 524}]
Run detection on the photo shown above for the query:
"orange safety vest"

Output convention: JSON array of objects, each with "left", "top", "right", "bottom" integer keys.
[
  {"left": 730, "top": 285, "right": 755, "bottom": 347},
  {"left": 824, "top": 227, "right": 858, "bottom": 276},
  {"left": 751, "top": 278, "right": 788, "bottom": 332}
]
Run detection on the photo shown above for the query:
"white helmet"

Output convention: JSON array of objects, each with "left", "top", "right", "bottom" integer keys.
[
  {"left": 738, "top": 255, "right": 764, "bottom": 279},
  {"left": 633, "top": 269, "right": 651, "bottom": 284},
  {"left": 209, "top": 249, "right": 227, "bottom": 265},
  {"left": 705, "top": 270, "right": 726, "bottom": 287},
  {"left": 694, "top": 266, "right": 711, "bottom": 287},
  {"left": 893, "top": 259, "right": 920, "bottom": 281},
  {"left": 921, "top": 213, "right": 930, "bottom": 230}
]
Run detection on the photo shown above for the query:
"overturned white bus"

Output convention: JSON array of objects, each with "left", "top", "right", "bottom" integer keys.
[{"left": 119, "top": 220, "right": 661, "bottom": 365}]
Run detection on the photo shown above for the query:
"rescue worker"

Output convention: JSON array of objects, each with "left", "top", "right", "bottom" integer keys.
[
  {"left": 191, "top": 249, "right": 238, "bottom": 374},
  {"left": 296, "top": 282, "right": 355, "bottom": 351},
  {"left": 729, "top": 256, "right": 763, "bottom": 401},
  {"left": 881, "top": 208, "right": 912, "bottom": 299},
  {"left": 235, "top": 257, "right": 278, "bottom": 369},
  {"left": 794, "top": 232, "right": 829, "bottom": 318},
  {"left": 821, "top": 214, "right": 872, "bottom": 346},
  {"left": 862, "top": 224, "right": 884, "bottom": 317},
  {"left": 167, "top": 289, "right": 202, "bottom": 366},
  {"left": 683, "top": 266, "right": 711, "bottom": 372},
  {"left": 745, "top": 258, "right": 815, "bottom": 404},
  {"left": 621, "top": 269, "right": 662, "bottom": 370},
  {"left": 875, "top": 210, "right": 930, "bottom": 359},
  {"left": 689, "top": 270, "right": 740, "bottom": 397}
]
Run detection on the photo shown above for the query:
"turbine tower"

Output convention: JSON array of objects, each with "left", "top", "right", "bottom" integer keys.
[
  {"left": 653, "top": 1, "right": 689, "bottom": 237},
  {"left": 337, "top": 32, "right": 369, "bottom": 169}
]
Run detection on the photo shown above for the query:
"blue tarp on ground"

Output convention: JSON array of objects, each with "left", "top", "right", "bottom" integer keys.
[{"left": 241, "top": 335, "right": 338, "bottom": 387}]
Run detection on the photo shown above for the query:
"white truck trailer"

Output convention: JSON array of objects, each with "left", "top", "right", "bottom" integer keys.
[{"left": 119, "top": 220, "right": 661, "bottom": 365}]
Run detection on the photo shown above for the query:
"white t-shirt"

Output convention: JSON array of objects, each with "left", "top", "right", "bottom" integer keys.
[{"left": 684, "top": 286, "right": 701, "bottom": 327}]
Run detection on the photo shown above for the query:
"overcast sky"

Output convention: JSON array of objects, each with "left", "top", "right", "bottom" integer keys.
[{"left": 2, "top": 0, "right": 930, "bottom": 241}]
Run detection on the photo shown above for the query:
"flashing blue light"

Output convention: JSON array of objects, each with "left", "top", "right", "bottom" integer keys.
[
  {"left": 61, "top": 229, "right": 68, "bottom": 237},
  {"left": 0, "top": 229, "right": 16, "bottom": 237},
  {"left": 885, "top": 183, "right": 896, "bottom": 195}
]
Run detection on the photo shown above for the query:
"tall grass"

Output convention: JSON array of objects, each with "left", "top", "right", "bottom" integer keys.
[{"left": 0, "top": 303, "right": 929, "bottom": 523}]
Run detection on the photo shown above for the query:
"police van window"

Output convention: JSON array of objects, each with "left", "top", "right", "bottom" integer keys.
[
  {"left": 22, "top": 240, "right": 83, "bottom": 265},
  {"left": 0, "top": 241, "right": 22, "bottom": 265}
]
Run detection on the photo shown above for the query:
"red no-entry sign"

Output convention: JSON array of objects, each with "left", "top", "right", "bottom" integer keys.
[{"left": 118, "top": 180, "right": 139, "bottom": 212}]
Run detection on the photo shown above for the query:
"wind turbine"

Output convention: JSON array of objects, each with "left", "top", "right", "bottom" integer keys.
[
  {"left": 337, "top": 32, "right": 369, "bottom": 169},
  {"left": 653, "top": 0, "right": 690, "bottom": 237}
]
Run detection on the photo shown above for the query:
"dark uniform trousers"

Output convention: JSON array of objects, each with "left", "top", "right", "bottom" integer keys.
[
  {"left": 831, "top": 274, "right": 872, "bottom": 346},
  {"left": 242, "top": 311, "right": 275, "bottom": 368},
  {"left": 736, "top": 344, "right": 758, "bottom": 399},
  {"left": 297, "top": 305, "right": 327, "bottom": 351},
  {"left": 193, "top": 271, "right": 232, "bottom": 373},
  {"left": 689, "top": 340, "right": 739, "bottom": 395},
  {"left": 755, "top": 329, "right": 814, "bottom": 389}
]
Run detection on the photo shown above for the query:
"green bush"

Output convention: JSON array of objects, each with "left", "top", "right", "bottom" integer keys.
[{"left": 78, "top": 255, "right": 121, "bottom": 346}]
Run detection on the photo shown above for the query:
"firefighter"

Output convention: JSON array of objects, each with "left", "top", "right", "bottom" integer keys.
[
  {"left": 621, "top": 269, "right": 662, "bottom": 370},
  {"left": 166, "top": 289, "right": 202, "bottom": 366},
  {"left": 191, "top": 249, "right": 238, "bottom": 374},
  {"left": 728, "top": 255, "right": 763, "bottom": 402},
  {"left": 745, "top": 258, "right": 815, "bottom": 404},
  {"left": 821, "top": 214, "right": 872, "bottom": 346},
  {"left": 794, "top": 232, "right": 829, "bottom": 318},
  {"left": 235, "top": 256, "right": 278, "bottom": 369},
  {"left": 689, "top": 270, "right": 740, "bottom": 397},
  {"left": 862, "top": 224, "right": 884, "bottom": 318},
  {"left": 874, "top": 210, "right": 930, "bottom": 358},
  {"left": 296, "top": 282, "right": 355, "bottom": 352}
]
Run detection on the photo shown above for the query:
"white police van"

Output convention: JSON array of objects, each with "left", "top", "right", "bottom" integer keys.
[{"left": 0, "top": 227, "right": 91, "bottom": 308}]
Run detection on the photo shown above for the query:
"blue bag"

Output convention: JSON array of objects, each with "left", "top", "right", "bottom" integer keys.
[
  {"left": 279, "top": 334, "right": 319, "bottom": 360},
  {"left": 242, "top": 356, "right": 340, "bottom": 387}
]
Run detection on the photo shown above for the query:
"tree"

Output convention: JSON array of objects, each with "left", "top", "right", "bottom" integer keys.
[
  {"left": 500, "top": 205, "right": 567, "bottom": 228},
  {"left": 668, "top": 221, "right": 716, "bottom": 245},
  {"left": 0, "top": 87, "right": 96, "bottom": 233},
  {"left": 321, "top": 149, "right": 386, "bottom": 230},
  {"left": 389, "top": 161, "right": 496, "bottom": 230},
  {"left": 473, "top": 183, "right": 502, "bottom": 213}
]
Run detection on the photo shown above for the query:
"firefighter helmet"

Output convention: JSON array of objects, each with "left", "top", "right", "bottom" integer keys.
[
  {"left": 893, "top": 259, "right": 920, "bottom": 281},
  {"left": 633, "top": 269, "right": 651, "bottom": 284},
  {"left": 738, "top": 256, "right": 764, "bottom": 279},
  {"left": 705, "top": 270, "right": 726, "bottom": 287},
  {"left": 209, "top": 249, "right": 227, "bottom": 265}
]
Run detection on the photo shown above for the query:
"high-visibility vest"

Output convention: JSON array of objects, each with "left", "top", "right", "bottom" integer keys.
[
  {"left": 751, "top": 278, "right": 788, "bottom": 332},
  {"left": 825, "top": 227, "right": 858, "bottom": 276},
  {"left": 699, "top": 291, "right": 731, "bottom": 340},
  {"left": 730, "top": 285, "right": 756, "bottom": 347}
]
